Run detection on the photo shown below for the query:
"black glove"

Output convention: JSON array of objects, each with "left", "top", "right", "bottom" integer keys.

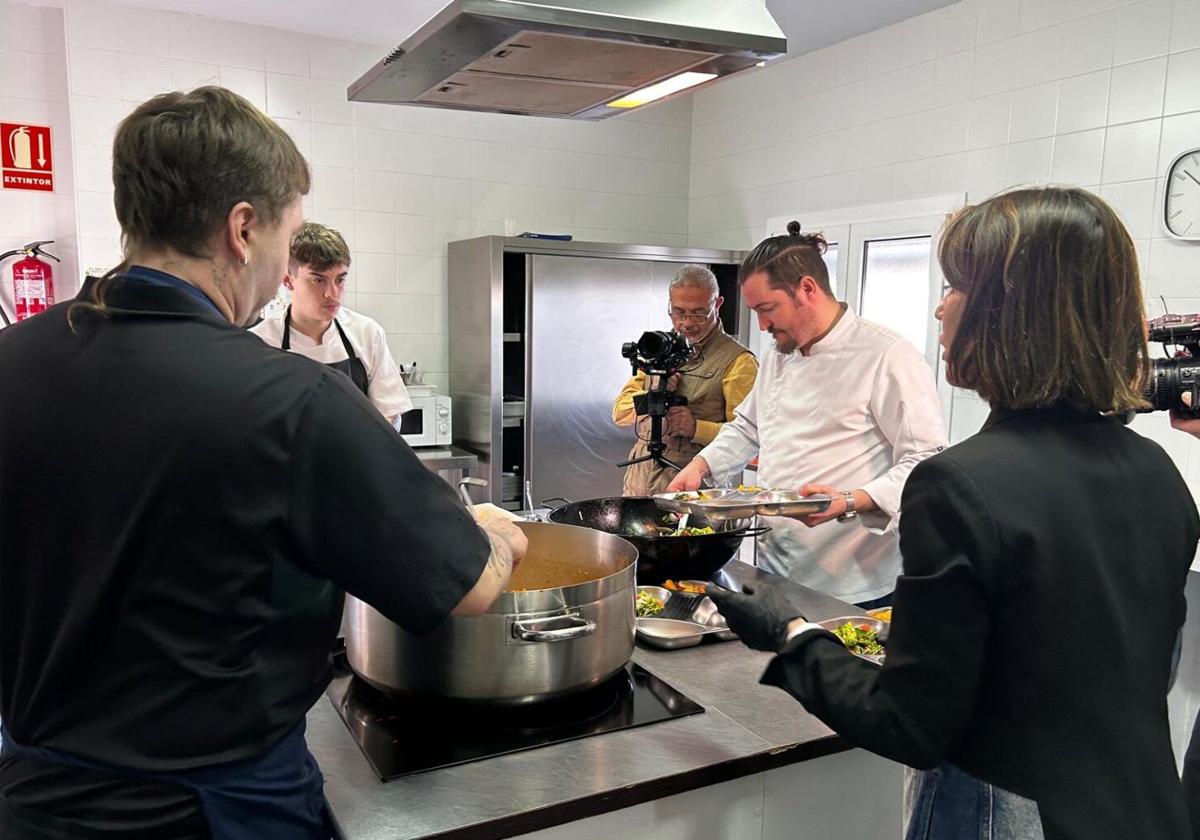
[{"left": 705, "top": 581, "right": 804, "bottom": 652}]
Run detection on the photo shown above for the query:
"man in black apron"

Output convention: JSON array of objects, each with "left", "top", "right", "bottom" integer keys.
[
  {"left": 251, "top": 222, "right": 412, "bottom": 425},
  {"left": 0, "top": 87, "right": 524, "bottom": 840},
  {"left": 282, "top": 304, "right": 369, "bottom": 395}
]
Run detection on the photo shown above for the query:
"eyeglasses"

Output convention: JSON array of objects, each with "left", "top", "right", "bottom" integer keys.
[{"left": 668, "top": 302, "right": 717, "bottom": 322}]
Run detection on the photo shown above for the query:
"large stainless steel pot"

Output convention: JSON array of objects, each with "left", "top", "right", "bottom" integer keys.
[{"left": 344, "top": 521, "right": 637, "bottom": 705}]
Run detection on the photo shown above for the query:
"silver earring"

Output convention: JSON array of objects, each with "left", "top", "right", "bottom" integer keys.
[{"left": 241, "top": 256, "right": 249, "bottom": 266}]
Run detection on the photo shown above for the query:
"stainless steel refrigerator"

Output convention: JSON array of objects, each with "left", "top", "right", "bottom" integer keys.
[{"left": 448, "top": 237, "right": 748, "bottom": 508}]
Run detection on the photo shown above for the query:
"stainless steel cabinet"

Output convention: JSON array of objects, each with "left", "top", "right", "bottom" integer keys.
[{"left": 448, "top": 237, "right": 747, "bottom": 508}]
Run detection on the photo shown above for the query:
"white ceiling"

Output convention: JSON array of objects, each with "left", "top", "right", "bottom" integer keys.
[{"left": 109, "top": 0, "right": 960, "bottom": 54}]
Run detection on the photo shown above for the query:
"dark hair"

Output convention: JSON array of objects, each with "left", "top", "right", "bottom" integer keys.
[
  {"left": 291, "top": 222, "right": 351, "bottom": 272},
  {"left": 939, "top": 187, "right": 1148, "bottom": 412},
  {"left": 113, "top": 86, "right": 310, "bottom": 258},
  {"left": 71, "top": 86, "right": 310, "bottom": 327},
  {"left": 738, "top": 221, "right": 832, "bottom": 296}
]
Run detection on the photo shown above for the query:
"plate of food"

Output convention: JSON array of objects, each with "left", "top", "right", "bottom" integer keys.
[
  {"left": 633, "top": 585, "right": 737, "bottom": 645},
  {"left": 636, "top": 587, "right": 669, "bottom": 617},
  {"left": 652, "top": 489, "right": 749, "bottom": 519},
  {"left": 816, "top": 616, "right": 887, "bottom": 664}
]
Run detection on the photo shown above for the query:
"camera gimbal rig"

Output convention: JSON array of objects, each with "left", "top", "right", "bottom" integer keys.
[{"left": 617, "top": 330, "right": 694, "bottom": 473}]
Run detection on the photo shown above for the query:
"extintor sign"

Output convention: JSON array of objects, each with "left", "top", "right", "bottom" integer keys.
[{"left": 1, "top": 123, "right": 54, "bottom": 192}]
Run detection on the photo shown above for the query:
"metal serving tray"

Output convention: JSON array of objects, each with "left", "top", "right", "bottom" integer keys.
[
  {"left": 635, "top": 586, "right": 737, "bottom": 650},
  {"left": 653, "top": 489, "right": 834, "bottom": 521},
  {"left": 635, "top": 618, "right": 707, "bottom": 649},
  {"left": 815, "top": 615, "right": 887, "bottom": 664}
]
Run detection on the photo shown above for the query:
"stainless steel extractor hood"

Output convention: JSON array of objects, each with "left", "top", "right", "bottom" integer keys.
[{"left": 348, "top": 0, "right": 786, "bottom": 120}]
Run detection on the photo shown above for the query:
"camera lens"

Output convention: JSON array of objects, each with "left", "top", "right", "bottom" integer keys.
[
  {"left": 1143, "top": 357, "right": 1200, "bottom": 412},
  {"left": 637, "top": 331, "right": 671, "bottom": 358}
]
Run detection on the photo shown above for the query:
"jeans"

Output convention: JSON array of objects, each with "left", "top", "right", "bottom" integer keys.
[
  {"left": 905, "top": 762, "right": 1044, "bottom": 840},
  {"left": 1183, "top": 712, "right": 1200, "bottom": 840}
]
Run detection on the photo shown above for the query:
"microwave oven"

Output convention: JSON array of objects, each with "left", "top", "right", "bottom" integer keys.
[{"left": 399, "top": 387, "right": 452, "bottom": 448}]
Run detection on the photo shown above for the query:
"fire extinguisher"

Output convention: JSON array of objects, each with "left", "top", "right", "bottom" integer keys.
[{"left": 0, "top": 240, "right": 59, "bottom": 327}]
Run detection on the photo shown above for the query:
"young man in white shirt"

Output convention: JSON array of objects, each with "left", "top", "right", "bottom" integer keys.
[
  {"left": 251, "top": 222, "right": 412, "bottom": 425},
  {"left": 669, "top": 222, "right": 947, "bottom": 606}
]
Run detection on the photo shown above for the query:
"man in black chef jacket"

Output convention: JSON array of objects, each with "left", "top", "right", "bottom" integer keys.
[{"left": 0, "top": 86, "right": 526, "bottom": 840}]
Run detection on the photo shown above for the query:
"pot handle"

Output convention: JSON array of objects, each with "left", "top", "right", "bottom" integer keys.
[
  {"left": 512, "top": 613, "right": 596, "bottom": 643},
  {"left": 458, "top": 477, "right": 488, "bottom": 506}
]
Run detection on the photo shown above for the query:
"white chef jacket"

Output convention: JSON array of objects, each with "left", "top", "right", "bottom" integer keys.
[
  {"left": 250, "top": 306, "right": 413, "bottom": 421},
  {"left": 700, "top": 306, "right": 947, "bottom": 603}
]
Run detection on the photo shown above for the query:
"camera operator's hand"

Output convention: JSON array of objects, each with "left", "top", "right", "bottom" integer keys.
[
  {"left": 664, "top": 406, "right": 696, "bottom": 440},
  {"left": 1167, "top": 351, "right": 1200, "bottom": 437},
  {"left": 667, "top": 457, "right": 710, "bottom": 492},
  {"left": 1171, "top": 393, "right": 1200, "bottom": 438},
  {"left": 646, "top": 373, "right": 680, "bottom": 392}
]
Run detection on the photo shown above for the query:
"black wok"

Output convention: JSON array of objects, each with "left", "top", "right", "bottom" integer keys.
[{"left": 545, "top": 496, "right": 768, "bottom": 585}]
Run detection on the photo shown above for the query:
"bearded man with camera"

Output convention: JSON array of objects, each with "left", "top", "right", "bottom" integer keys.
[{"left": 612, "top": 264, "right": 757, "bottom": 496}]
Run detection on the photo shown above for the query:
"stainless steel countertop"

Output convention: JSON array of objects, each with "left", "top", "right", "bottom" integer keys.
[{"left": 308, "top": 563, "right": 864, "bottom": 840}]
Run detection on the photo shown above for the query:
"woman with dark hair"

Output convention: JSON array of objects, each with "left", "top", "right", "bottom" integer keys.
[{"left": 709, "top": 187, "right": 1199, "bottom": 840}]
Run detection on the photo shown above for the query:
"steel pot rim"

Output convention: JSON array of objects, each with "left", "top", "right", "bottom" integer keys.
[{"left": 485, "top": 521, "right": 638, "bottom": 614}]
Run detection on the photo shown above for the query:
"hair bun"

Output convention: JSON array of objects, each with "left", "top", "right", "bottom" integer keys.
[{"left": 786, "top": 221, "right": 801, "bottom": 236}]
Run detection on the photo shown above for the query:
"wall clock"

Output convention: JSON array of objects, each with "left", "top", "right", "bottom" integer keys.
[{"left": 1165, "top": 145, "right": 1200, "bottom": 240}]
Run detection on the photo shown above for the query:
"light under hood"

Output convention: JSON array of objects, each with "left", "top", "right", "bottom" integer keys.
[{"left": 347, "top": 0, "right": 787, "bottom": 120}]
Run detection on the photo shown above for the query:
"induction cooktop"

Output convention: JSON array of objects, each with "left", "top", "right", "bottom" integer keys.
[{"left": 325, "top": 654, "right": 704, "bottom": 781}]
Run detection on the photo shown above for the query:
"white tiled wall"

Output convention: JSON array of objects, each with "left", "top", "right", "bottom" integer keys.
[
  {"left": 0, "top": 1, "right": 78, "bottom": 323},
  {"left": 60, "top": 0, "right": 692, "bottom": 391},
  {"left": 687, "top": 0, "right": 1200, "bottom": 501}
]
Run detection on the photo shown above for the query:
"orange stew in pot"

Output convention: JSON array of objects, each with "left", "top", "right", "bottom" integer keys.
[{"left": 505, "top": 555, "right": 599, "bottom": 592}]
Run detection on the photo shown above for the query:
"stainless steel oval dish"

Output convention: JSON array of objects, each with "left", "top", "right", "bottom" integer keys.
[
  {"left": 653, "top": 489, "right": 834, "bottom": 521},
  {"left": 816, "top": 616, "right": 887, "bottom": 664},
  {"left": 635, "top": 618, "right": 706, "bottom": 650},
  {"left": 345, "top": 521, "right": 638, "bottom": 705}
]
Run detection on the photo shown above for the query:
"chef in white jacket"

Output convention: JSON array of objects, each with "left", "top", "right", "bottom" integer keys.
[
  {"left": 669, "top": 222, "right": 947, "bottom": 606},
  {"left": 252, "top": 222, "right": 412, "bottom": 425}
]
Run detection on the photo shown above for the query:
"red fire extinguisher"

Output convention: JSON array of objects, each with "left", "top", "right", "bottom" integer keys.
[{"left": 0, "top": 240, "right": 59, "bottom": 326}]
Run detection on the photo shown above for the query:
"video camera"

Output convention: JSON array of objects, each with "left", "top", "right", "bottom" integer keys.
[
  {"left": 1143, "top": 314, "right": 1200, "bottom": 413},
  {"left": 617, "top": 330, "right": 695, "bottom": 474},
  {"left": 621, "top": 330, "right": 693, "bottom": 376}
]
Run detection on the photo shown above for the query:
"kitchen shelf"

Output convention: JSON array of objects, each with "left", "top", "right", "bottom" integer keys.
[
  {"left": 502, "top": 400, "right": 525, "bottom": 419},
  {"left": 503, "top": 333, "right": 522, "bottom": 343},
  {"left": 502, "top": 416, "right": 523, "bottom": 428}
]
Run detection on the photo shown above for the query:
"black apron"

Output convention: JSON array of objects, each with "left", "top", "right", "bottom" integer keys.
[{"left": 283, "top": 306, "right": 369, "bottom": 397}]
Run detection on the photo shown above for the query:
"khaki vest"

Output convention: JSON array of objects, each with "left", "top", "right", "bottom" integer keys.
[{"left": 622, "top": 327, "right": 752, "bottom": 496}]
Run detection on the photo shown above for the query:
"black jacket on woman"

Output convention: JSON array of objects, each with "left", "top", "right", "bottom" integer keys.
[{"left": 764, "top": 405, "right": 1199, "bottom": 840}]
